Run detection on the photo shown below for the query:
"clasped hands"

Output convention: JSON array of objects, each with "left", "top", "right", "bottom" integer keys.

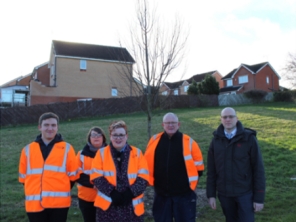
[{"left": 110, "top": 188, "right": 134, "bottom": 206}]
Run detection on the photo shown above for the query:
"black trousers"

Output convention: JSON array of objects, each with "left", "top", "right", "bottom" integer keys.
[
  {"left": 27, "top": 208, "right": 69, "bottom": 222},
  {"left": 78, "top": 198, "right": 96, "bottom": 222}
]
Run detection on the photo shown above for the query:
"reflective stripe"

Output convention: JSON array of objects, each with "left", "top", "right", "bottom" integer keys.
[
  {"left": 100, "top": 148, "right": 105, "bottom": 161},
  {"left": 138, "top": 169, "right": 149, "bottom": 175},
  {"left": 68, "top": 169, "right": 79, "bottom": 177},
  {"left": 194, "top": 161, "right": 203, "bottom": 166},
  {"left": 133, "top": 197, "right": 143, "bottom": 206},
  {"left": 103, "top": 171, "right": 114, "bottom": 177},
  {"left": 19, "top": 173, "right": 26, "bottom": 178},
  {"left": 83, "top": 169, "right": 92, "bottom": 175},
  {"left": 184, "top": 154, "right": 192, "bottom": 161},
  {"left": 80, "top": 153, "right": 85, "bottom": 163},
  {"left": 153, "top": 134, "right": 157, "bottom": 140},
  {"left": 42, "top": 191, "right": 71, "bottom": 197},
  {"left": 189, "top": 138, "right": 193, "bottom": 152},
  {"left": 26, "top": 195, "right": 41, "bottom": 201},
  {"left": 98, "top": 191, "right": 112, "bottom": 202},
  {"left": 92, "top": 169, "right": 104, "bottom": 175},
  {"left": 189, "top": 176, "right": 198, "bottom": 182},
  {"left": 44, "top": 165, "right": 66, "bottom": 172},
  {"left": 137, "top": 149, "right": 140, "bottom": 157},
  {"left": 128, "top": 173, "right": 137, "bottom": 179}
]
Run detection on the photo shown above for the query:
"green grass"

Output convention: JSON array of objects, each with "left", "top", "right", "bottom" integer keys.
[{"left": 1, "top": 102, "right": 296, "bottom": 221}]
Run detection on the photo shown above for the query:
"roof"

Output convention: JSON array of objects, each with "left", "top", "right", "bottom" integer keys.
[
  {"left": 222, "top": 62, "right": 280, "bottom": 80},
  {"left": 52, "top": 40, "right": 135, "bottom": 63},
  {"left": 219, "top": 85, "right": 243, "bottom": 93},
  {"left": 187, "top": 71, "right": 217, "bottom": 83},
  {"left": 162, "top": 80, "right": 184, "bottom": 89}
]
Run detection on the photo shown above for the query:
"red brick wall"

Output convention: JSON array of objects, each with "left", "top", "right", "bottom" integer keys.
[{"left": 36, "top": 65, "right": 50, "bottom": 86}]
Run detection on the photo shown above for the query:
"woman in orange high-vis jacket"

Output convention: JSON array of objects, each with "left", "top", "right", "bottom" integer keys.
[
  {"left": 76, "top": 126, "right": 107, "bottom": 222},
  {"left": 90, "top": 120, "right": 149, "bottom": 222},
  {"left": 18, "top": 112, "right": 80, "bottom": 222}
]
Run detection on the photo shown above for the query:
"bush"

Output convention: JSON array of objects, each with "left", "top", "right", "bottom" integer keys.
[
  {"left": 244, "top": 90, "right": 267, "bottom": 103},
  {"left": 273, "top": 91, "right": 294, "bottom": 102}
]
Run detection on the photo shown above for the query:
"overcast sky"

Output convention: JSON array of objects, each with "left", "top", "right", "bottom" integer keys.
[{"left": 1, "top": 0, "right": 295, "bottom": 88}]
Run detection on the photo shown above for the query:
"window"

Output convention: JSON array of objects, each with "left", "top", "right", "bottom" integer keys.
[
  {"left": 184, "top": 85, "right": 189, "bottom": 92},
  {"left": 238, "top": 75, "right": 248, "bottom": 84},
  {"left": 80, "top": 60, "right": 87, "bottom": 71},
  {"left": 111, "top": 88, "right": 118, "bottom": 96},
  {"left": 174, "top": 89, "right": 178, "bottom": 95},
  {"left": 162, "top": 91, "right": 168, "bottom": 95},
  {"left": 266, "top": 77, "right": 269, "bottom": 84},
  {"left": 226, "top": 79, "right": 233, "bottom": 86}
]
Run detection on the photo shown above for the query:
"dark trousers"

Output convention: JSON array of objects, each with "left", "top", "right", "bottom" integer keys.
[
  {"left": 152, "top": 190, "right": 196, "bottom": 222},
  {"left": 27, "top": 208, "right": 69, "bottom": 222},
  {"left": 218, "top": 192, "right": 254, "bottom": 222},
  {"left": 78, "top": 198, "right": 96, "bottom": 222}
]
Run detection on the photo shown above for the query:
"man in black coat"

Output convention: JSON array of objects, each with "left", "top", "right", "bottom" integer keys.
[{"left": 206, "top": 107, "right": 265, "bottom": 222}]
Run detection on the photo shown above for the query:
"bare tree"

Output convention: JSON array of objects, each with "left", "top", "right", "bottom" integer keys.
[
  {"left": 118, "top": 0, "right": 189, "bottom": 139},
  {"left": 282, "top": 53, "right": 296, "bottom": 89}
]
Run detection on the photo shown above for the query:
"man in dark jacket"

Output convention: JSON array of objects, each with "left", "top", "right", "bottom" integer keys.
[{"left": 206, "top": 107, "right": 265, "bottom": 222}]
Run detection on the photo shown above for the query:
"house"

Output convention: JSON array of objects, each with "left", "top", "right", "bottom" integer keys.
[
  {"left": 28, "top": 40, "right": 138, "bottom": 105},
  {"left": 220, "top": 62, "right": 280, "bottom": 95},
  {"left": 159, "top": 71, "right": 223, "bottom": 95},
  {"left": 0, "top": 74, "right": 31, "bottom": 107}
]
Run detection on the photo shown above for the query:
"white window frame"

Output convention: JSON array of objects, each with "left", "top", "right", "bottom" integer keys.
[
  {"left": 226, "top": 79, "right": 233, "bottom": 86},
  {"left": 184, "top": 85, "right": 189, "bottom": 92},
  {"left": 162, "top": 91, "right": 168, "bottom": 95},
  {"left": 174, "top": 89, "right": 178, "bottom": 95},
  {"left": 266, "top": 76, "right": 269, "bottom": 84},
  {"left": 111, "top": 88, "right": 118, "bottom": 97},
  {"left": 238, "top": 75, "right": 248, "bottom": 84},
  {"left": 80, "top": 60, "right": 87, "bottom": 70}
]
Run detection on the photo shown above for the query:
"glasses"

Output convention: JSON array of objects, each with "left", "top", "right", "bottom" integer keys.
[
  {"left": 111, "top": 134, "right": 126, "bottom": 139},
  {"left": 221, "top": 115, "right": 236, "bottom": 119},
  {"left": 163, "top": 122, "right": 178, "bottom": 125},
  {"left": 90, "top": 133, "right": 102, "bottom": 138}
]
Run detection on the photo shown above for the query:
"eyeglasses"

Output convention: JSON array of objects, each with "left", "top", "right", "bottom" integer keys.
[
  {"left": 163, "top": 122, "right": 178, "bottom": 125},
  {"left": 90, "top": 133, "right": 102, "bottom": 138},
  {"left": 111, "top": 134, "right": 126, "bottom": 139},
  {"left": 221, "top": 115, "right": 236, "bottom": 119}
]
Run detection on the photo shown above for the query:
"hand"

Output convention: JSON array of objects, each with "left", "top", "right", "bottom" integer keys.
[
  {"left": 110, "top": 189, "right": 124, "bottom": 206},
  {"left": 208, "top": 197, "right": 216, "bottom": 210},
  {"left": 253, "top": 202, "right": 264, "bottom": 212},
  {"left": 122, "top": 188, "right": 134, "bottom": 205}
]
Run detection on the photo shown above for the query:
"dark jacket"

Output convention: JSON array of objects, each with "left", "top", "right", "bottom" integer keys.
[{"left": 206, "top": 121, "right": 265, "bottom": 203}]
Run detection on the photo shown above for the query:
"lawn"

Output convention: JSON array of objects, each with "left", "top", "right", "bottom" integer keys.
[{"left": 0, "top": 102, "right": 295, "bottom": 222}]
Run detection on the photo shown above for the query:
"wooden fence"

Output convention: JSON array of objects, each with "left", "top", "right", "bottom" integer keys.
[{"left": 0, "top": 94, "right": 218, "bottom": 127}]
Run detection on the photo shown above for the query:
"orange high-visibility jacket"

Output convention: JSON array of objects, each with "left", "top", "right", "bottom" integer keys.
[
  {"left": 18, "top": 141, "right": 80, "bottom": 212},
  {"left": 90, "top": 145, "right": 149, "bottom": 216},
  {"left": 76, "top": 150, "right": 97, "bottom": 202},
  {"left": 144, "top": 132, "right": 204, "bottom": 190}
]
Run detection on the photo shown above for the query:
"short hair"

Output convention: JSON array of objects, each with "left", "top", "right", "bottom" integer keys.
[
  {"left": 87, "top": 126, "right": 107, "bottom": 144},
  {"left": 108, "top": 120, "right": 127, "bottom": 135},
  {"left": 163, "top": 112, "right": 178, "bottom": 122},
  {"left": 38, "top": 112, "right": 59, "bottom": 125}
]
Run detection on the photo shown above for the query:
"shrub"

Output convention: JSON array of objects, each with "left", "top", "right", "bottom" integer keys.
[
  {"left": 273, "top": 91, "right": 293, "bottom": 102},
  {"left": 244, "top": 90, "right": 267, "bottom": 103}
]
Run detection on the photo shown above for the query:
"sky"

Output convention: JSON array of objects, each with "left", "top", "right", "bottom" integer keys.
[{"left": 1, "top": 0, "right": 295, "bottom": 88}]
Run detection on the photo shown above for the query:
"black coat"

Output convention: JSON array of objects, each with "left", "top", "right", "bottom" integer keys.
[{"left": 206, "top": 121, "right": 265, "bottom": 203}]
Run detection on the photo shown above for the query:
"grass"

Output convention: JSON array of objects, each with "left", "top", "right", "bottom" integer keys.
[{"left": 1, "top": 102, "right": 296, "bottom": 222}]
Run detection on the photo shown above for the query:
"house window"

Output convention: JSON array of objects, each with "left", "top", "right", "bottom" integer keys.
[
  {"left": 162, "top": 91, "right": 168, "bottom": 95},
  {"left": 174, "top": 89, "right": 178, "bottom": 95},
  {"left": 80, "top": 60, "right": 87, "bottom": 71},
  {"left": 111, "top": 88, "right": 118, "bottom": 96},
  {"left": 226, "top": 79, "right": 233, "bottom": 86},
  {"left": 184, "top": 85, "right": 189, "bottom": 92},
  {"left": 266, "top": 76, "right": 269, "bottom": 84},
  {"left": 238, "top": 75, "right": 248, "bottom": 84}
]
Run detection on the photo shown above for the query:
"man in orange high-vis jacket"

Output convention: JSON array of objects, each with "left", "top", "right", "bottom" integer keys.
[
  {"left": 18, "top": 112, "right": 81, "bottom": 222},
  {"left": 144, "top": 112, "right": 204, "bottom": 222}
]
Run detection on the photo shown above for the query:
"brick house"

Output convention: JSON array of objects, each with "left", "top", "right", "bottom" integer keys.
[
  {"left": 29, "top": 40, "right": 138, "bottom": 105},
  {"left": 159, "top": 71, "right": 223, "bottom": 95},
  {"left": 220, "top": 62, "right": 280, "bottom": 95}
]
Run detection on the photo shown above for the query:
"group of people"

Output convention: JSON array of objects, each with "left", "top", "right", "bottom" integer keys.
[{"left": 18, "top": 107, "right": 265, "bottom": 222}]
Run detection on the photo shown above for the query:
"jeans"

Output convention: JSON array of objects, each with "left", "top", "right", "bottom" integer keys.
[
  {"left": 153, "top": 189, "right": 196, "bottom": 222},
  {"left": 218, "top": 192, "right": 254, "bottom": 222}
]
